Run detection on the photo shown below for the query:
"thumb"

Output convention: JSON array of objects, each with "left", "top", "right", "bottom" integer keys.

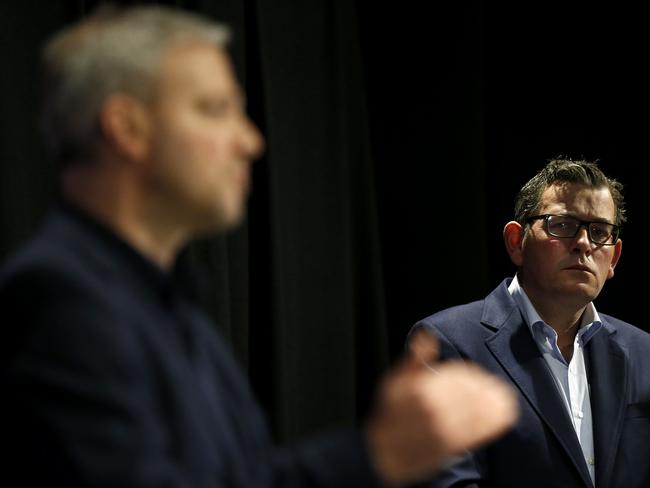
[{"left": 404, "top": 329, "right": 440, "bottom": 370}]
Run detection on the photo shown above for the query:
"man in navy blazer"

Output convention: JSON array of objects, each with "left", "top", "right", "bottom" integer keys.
[
  {"left": 411, "top": 159, "right": 650, "bottom": 488},
  {"left": 0, "top": 5, "right": 518, "bottom": 487}
]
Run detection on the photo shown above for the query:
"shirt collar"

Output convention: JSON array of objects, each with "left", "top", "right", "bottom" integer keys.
[
  {"left": 508, "top": 274, "right": 603, "bottom": 346},
  {"left": 56, "top": 200, "right": 179, "bottom": 301}
]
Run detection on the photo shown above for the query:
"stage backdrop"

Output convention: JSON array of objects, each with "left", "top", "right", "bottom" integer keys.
[{"left": 0, "top": 0, "right": 646, "bottom": 444}]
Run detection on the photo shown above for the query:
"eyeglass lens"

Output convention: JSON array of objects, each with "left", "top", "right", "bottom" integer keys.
[{"left": 546, "top": 215, "right": 616, "bottom": 244}]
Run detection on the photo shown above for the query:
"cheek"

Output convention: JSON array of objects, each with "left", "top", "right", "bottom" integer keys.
[
  {"left": 153, "top": 116, "right": 239, "bottom": 194},
  {"left": 186, "top": 126, "right": 232, "bottom": 169},
  {"left": 524, "top": 240, "right": 563, "bottom": 266},
  {"left": 153, "top": 118, "right": 193, "bottom": 159},
  {"left": 157, "top": 112, "right": 222, "bottom": 155},
  {"left": 596, "top": 253, "right": 616, "bottom": 279},
  {"left": 523, "top": 243, "right": 567, "bottom": 283}
]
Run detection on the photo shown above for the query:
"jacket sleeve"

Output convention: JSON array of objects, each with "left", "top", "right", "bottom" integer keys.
[
  {"left": 0, "top": 267, "right": 204, "bottom": 487},
  {"left": 1, "top": 265, "right": 383, "bottom": 488},
  {"left": 273, "top": 430, "right": 382, "bottom": 488}
]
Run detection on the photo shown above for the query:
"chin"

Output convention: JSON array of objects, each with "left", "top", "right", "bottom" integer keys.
[
  {"left": 565, "top": 283, "right": 599, "bottom": 303},
  {"left": 215, "top": 205, "right": 246, "bottom": 232},
  {"left": 189, "top": 206, "right": 245, "bottom": 237},
  {"left": 221, "top": 213, "right": 246, "bottom": 232}
]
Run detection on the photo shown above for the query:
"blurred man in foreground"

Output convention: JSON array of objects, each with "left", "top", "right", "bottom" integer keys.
[{"left": 0, "top": 6, "right": 517, "bottom": 486}]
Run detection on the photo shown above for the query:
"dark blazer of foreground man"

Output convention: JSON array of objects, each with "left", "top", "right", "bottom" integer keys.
[
  {"left": 411, "top": 159, "right": 650, "bottom": 488},
  {"left": 0, "top": 5, "right": 517, "bottom": 487}
]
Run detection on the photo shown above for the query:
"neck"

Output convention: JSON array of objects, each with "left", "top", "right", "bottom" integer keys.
[
  {"left": 62, "top": 163, "right": 190, "bottom": 270},
  {"left": 521, "top": 285, "right": 586, "bottom": 348}
]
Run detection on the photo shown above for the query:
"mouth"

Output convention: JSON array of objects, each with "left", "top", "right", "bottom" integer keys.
[{"left": 564, "top": 265, "right": 594, "bottom": 275}]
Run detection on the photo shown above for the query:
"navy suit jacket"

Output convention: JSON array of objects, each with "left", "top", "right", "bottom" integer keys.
[
  {"left": 411, "top": 279, "right": 650, "bottom": 488},
  {"left": 0, "top": 205, "right": 379, "bottom": 487}
]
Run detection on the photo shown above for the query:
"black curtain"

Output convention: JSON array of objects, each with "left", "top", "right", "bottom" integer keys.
[
  {"left": 0, "top": 0, "right": 390, "bottom": 445},
  {"left": 1, "top": 0, "right": 647, "bottom": 446},
  {"left": 358, "top": 0, "right": 490, "bottom": 358},
  {"left": 481, "top": 0, "right": 649, "bottom": 331}
]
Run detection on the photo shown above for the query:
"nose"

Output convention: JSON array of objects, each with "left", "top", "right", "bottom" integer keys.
[
  {"left": 239, "top": 115, "right": 265, "bottom": 161},
  {"left": 570, "top": 225, "right": 592, "bottom": 255}
]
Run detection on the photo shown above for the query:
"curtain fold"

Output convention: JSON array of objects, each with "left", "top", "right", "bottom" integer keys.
[{"left": 0, "top": 0, "right": 390, "bottom": 445}]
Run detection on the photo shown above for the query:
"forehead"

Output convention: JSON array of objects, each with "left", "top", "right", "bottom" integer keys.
[
  {"left": 156, "top": 41, "right": 241, "bottom": 98},
  {"left": 538, "top": 183, "right": 616, "bottom": 220}
]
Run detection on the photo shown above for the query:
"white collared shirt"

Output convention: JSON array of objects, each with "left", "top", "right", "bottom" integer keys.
[{"left": 509, "top": 275, "right": 602, "bottom": 483}]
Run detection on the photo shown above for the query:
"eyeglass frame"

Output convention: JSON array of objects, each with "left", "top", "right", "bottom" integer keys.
[{"left": 525, "top": 214, "right": 620, "bottom": 245}]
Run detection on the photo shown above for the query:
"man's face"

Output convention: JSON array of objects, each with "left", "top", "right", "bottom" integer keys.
[
  {"left": 143, "top": 41, "right": 264, "bottom": 233},
  {"left": 518, "top": 183, "right": 622, "bottom": 310}
]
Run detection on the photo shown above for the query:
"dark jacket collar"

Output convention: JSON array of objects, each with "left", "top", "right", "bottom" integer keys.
[
  {"left": 483, "top": 278, "right": 628, "bottom": 488},
  {"left": 50, "top": 201, "right": 176, "bottom": 302}
]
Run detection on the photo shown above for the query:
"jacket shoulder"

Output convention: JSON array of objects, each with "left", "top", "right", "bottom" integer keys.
[
  {"left": 0, "top": 230, "right": 91, "bottom": 300},
  {"left": 600, "top": 313, "right": 650, "bottom": 349},
  {"left": 415, "top": 299, "right": 485, "bottom": 332},
  {"left": 409, "top": 299, "right": 491, "bottom": 359}
]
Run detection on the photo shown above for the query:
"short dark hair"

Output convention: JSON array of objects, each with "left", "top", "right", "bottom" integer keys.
[{"left": 513, "top": 158, "right": 626, "bottom": 227}]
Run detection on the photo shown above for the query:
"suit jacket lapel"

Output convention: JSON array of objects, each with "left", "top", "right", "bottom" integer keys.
[
  {"left": 585, "top": 322, "right": 628, "bottom": 488},
  {"left": 483, "top": 282, "right": 594, "bottom": 487}
]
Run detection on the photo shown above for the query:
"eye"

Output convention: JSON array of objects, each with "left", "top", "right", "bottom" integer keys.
[
  {"left": 590, "top": 224, "right": 609, "bottom": 239},
  {"left": 549, "top": 218, "right": 572, "bottom": 231},
  {"left": 196, "top": 98, "right": 229, "bottom": 117},
  {"left": 591, "top": 227, "right": 604, "bottom": 237},
  {"left": 546, "top": 216, "right": 580, "bottom": 237}
]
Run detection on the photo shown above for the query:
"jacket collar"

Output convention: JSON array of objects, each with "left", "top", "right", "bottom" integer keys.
[
  {"left": 482, "top": 279, "right": 629, "bottom": 488},
  {"left": 584, "top": 321, "right": 627, "bottom": 488}
]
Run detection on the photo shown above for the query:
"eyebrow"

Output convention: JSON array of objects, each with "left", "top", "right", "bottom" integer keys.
[{"left": 554, "top": 213, "right": 615, "bottom": 225}]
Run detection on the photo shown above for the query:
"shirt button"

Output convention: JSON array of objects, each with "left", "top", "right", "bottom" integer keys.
[
  {"left": 588, "top": 457, "right": 595, "bottom": 466},
  {"left": 574, "top": 411, "right": 584, "bottom": 418}
]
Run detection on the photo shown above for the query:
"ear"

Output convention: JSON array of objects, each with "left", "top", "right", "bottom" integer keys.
[
  {"left": 99, "top": 93, "right": 151, "bottom": 163},
  {"left": 503, "top": 221, "right": 525, "bottom": 267},
  {"left": 606, "top": 238, "right": 622, "bottom": 280}
]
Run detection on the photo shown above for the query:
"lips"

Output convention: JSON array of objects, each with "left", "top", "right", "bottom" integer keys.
[{"left": 564, "top": 264, "right": 593, "bottom": 275}]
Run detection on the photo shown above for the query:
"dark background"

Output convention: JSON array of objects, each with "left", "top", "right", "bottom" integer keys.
[
  {"left": 360, "top": 0, "right": 647, "bottom": 350},
  {"left": 1, "top": 0, "right": 646, "bottom": 444}
]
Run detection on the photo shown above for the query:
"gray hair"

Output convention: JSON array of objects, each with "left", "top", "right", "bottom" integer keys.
[
  {"left": 40, "top": 4, "right": 230, "bottom": 167},
  {"left": 514, "top": 158, "right": 626, "bottom": 227}
]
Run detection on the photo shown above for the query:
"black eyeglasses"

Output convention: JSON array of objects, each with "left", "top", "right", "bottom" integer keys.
[{"left": 526, "top": 214, "right": 620, "bottom": 245}]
